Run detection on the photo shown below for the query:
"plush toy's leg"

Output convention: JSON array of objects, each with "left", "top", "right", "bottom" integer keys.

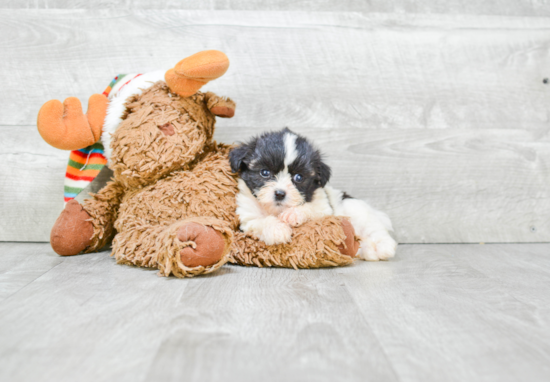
[
  {"left": 112, "top": 217, "right": 233, "bottom": 278},
  {"left": 81, "top": 180, "right": 126, "bottom": 253},
  {"left": 50, "top": 200, "right": 94, "bottom": 256},
  {"left": 50, "top": 180, "right": 125, "bottom": 256},
  {"left": 230, "top": 216, "right": 360, "bottom": 269}
]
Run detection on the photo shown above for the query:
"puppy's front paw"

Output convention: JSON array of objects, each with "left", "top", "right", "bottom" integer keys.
[
  {"left": 260, "top": 219, "right": 293, "bottom": 245},
  {"left": 279, "top": 207, "right": 308, "bottom": 227},
  {"left": 359, "top": 231, "right": 397, "bottom": 261}
]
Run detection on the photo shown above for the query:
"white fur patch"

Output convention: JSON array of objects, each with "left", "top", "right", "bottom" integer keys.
[
  {"left": 255, "top": 169, "right": 303, "bottom": 216},
  {"left": 102, "top": 70, "right": 165, "bottom": 166},
  {"left": 236, "top": 179, "right": 292, "bottom": 245},
  {"left": 236, "top": 179, "right": 267, "bottom": 223},
  {"left": 283, "top": 132, "right": 298, "bottom": 169},
  {"left": 278, "top": 188, "right": 333, "bottom": 227},
  {"left": 324, "top": 185, "right": 397, "bottom": 260}
]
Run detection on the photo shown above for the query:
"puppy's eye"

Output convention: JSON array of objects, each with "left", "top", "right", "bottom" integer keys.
[
  {"left": 293, "top": 174, "right": 303, "bottom": 183},
  {"left": 260, "top": 169, "right": 271, "bottom": 178}
]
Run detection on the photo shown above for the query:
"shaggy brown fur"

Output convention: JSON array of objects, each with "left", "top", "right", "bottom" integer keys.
[
  {"left": 52, "top": 81, "right": 359, "bottom": 277},
  {"left": 230, "top": 216, "right": 355, "bottom": 269}
]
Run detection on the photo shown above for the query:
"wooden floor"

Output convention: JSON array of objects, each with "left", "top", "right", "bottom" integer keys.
[{"left": 0, "top": 243, "right": 549, "bottom": 382}]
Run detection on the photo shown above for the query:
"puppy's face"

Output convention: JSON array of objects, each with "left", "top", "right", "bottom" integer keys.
[{"left": 230, "top": 128, "right": 331, "bottom": 215}]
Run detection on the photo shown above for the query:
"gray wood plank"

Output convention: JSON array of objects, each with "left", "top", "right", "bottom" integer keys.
[
  {"left": 2, "top": 125, "right": 549, "bottom": 243},
  {"left": 0, "top": 242, "right": 64, "bottom": 301},
  {"left": 1, "top": 10, "right": 549, "bottom": 130},
  {"left": 338, "top": 243, "right": 550, "bottom": 382},
  {"left": 1, "top": 0, "right": 550, "bottom": 17},
  {"left": 144, "top": 267, "right": 398, "bottom": 382},
  {"left": 0, "top": 125, "right": 66, "bottom": 241},
  {"left": 1, "top": 242, "right": 550, "bottom": 381},
  {"left": 455, "top": 243, "right": 550, "bottom": 312},
  {"left": 0, "top": 245, "right": 187, "bottom": 382}
]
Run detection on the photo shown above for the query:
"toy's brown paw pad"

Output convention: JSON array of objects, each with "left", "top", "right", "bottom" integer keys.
[
  {"left": 177, "top": 222, "right": 226, "bottom": 267},
  {"left": 50, "top": 200, "right": 94, "bottom": 256},
  {"left": 337, "top": 219, "right": 360, "bottom": 257}
]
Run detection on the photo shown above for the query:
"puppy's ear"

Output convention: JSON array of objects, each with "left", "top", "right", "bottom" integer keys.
[
  {"left": 229, "top": 143, "right": 252, "bottom": 173},
  {"left": 316, "top": 161, "right": 331, "bottom": 187}
]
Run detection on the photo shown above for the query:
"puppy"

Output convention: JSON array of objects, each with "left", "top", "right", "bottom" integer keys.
[{"left": 229, "top": 128, "right": 397, "bottom": 261}]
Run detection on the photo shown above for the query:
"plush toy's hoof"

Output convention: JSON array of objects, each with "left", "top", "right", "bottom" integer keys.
[
  {"left": 176, "top": 222, "right": 226, "bottom": 267},
  {"left": 337, "top": 219, "right": 360, "bottom": 257},
  {"left": 50, "top": 200, "right": 94, "bottom": 256}
]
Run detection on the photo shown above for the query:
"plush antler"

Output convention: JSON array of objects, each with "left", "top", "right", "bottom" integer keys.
[
  {"left": 165, "top": 50, "right": 230, "bottom": 97},
  {"left": 37, "top": 94, "right": 108, "bottom": 150}
]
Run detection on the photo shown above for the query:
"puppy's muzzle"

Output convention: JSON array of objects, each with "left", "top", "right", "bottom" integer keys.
[{"left": 274, "top": 190, "right": 286, "bottom": 201}]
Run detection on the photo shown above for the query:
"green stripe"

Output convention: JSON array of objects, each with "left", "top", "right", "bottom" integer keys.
[
  {"left": 64, "top": 186, "right": 84, "bottom": 194},
  {"left": 68, "top": 159, "right": 105, "bottom": 170},
  {"left": 89, "top": 141, "right": 105, "bottom": 150},
  {"left": 111, "top": 74, "right": 128, "bottom": 89}
]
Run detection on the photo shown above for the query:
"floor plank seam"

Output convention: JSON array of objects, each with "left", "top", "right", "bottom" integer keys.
[
  {"left": 334, "top": 268, "right": 404, "bottom": 382},
  {"left": 1, "top": 259, "right": 65, "bottom": 303}
]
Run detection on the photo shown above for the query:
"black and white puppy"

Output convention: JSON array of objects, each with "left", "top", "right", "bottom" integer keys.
[{"left": 229, "top": 128, "right": 396, "bottom": 261}]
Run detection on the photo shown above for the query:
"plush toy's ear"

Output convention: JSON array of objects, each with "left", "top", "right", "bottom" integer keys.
[
  {"left": 316, "top": 161, "right": 332, "bottom": 187},
  {"left": 229, "top": 143, "right": 252, "bottom": 173},
  {"left": 165, "top": 50, "right": 230, "bottom": 97}
]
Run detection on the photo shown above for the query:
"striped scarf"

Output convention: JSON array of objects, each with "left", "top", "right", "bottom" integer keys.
[{"left": 63, "top": 74, "right": 139, "bottom": 203}]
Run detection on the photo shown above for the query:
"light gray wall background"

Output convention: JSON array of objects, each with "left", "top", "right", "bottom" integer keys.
[{"left": 1, "top": 1, "right": 549, "bottom": 243}]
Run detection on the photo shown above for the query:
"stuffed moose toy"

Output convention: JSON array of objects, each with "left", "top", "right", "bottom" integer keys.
[{"left": 37, "top": 50, "right": 360, "bottom": 278}]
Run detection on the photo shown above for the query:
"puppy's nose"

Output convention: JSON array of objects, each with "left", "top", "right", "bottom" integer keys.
[{"left": 274, "top": 190, "right": 286, "bottom": 201}]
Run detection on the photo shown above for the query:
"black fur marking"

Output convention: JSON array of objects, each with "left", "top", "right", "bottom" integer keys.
[
  {"left": 229, "top": 128, "right": 331, "bottom": 202},
  {"left": 287, "top": 133, "right": 331, "bottom": 202},
  {"left": 229, "top": 129, "right": 286, "bottom": 195},
  {"left": 229, "top": 144, "right": 254, "bottom": 173},
  {"left": 342, "top": 192, "right": 354, "bottom": 199}
]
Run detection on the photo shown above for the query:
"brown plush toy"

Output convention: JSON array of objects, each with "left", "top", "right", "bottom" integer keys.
[{"left": 37, "top": 50, "right": 360, "bottom": 278}]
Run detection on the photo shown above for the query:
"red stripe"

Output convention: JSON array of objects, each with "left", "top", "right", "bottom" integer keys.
[
  {"left": 64, "top": 197, "right": 74, "bottom": 202},
  {"left": 72, "top": 151, "right": 106, "bottom": 160},
  {"left": 118, "top": 74, "right": 143, "bottom": 93},
  {"left": 65, "top": 172, "right": 96, "bottom": 181}
]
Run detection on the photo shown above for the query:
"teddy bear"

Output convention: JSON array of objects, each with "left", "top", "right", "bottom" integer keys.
[{"left": 37, "top": 50, "right": 360, "bottom": 278}]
